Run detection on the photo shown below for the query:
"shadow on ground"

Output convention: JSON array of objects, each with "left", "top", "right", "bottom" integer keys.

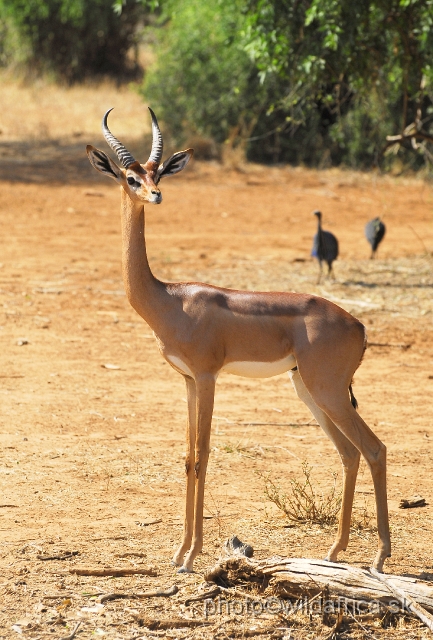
[
  {"left": 342, "top": 279, "right": 433, "bottom": 289},
  {"left": 0, "top": 135, "right": 154, "bottom": 183}
]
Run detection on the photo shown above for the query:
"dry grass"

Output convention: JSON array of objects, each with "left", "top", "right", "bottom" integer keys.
[
  {"left": 0, "top": 71, "right": 149, "bottom": 142},
  {"left": 261, "top": 462, "right": 342, "bottom": 526}
]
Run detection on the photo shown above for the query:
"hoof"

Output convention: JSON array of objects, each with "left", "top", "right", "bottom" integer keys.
[
  {"left": 177, "top": 566, "right": 193, "bottom": 574},
  {"left": 372, "top": 560, "right": 385, "bottom": 573},
  {"left": 371, "top": 565, "right": 383, "bottom": 573},
  {"left": 324, "top": 555, "right": 342, "bottom": 564},
  {"left": 324, "top": 554, "right": 338, "bottom": 562}
]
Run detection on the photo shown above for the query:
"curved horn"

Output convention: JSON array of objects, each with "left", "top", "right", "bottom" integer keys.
[
  {"left": 148, "top": 107, "right": 163, "bottom": 165},
  {"left": 102, "top": 108, "right": 136, "bottom": 169}
]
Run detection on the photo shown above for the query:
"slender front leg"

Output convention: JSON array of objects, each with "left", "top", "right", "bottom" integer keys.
[
  {"left": 172, "top": 376, "right": 197, "bottom": 566},
  {"left": 179, "top": 373, "right": 215, "bottom": 573}
]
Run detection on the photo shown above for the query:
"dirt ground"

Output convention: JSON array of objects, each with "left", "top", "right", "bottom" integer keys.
[{"left": 0, "top": 78, "right": 433, "bottom": 639}]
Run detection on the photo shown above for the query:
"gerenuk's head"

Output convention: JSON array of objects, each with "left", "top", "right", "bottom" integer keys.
[{"left": 86, "top": 107, "right": 193, "bottom": 204}]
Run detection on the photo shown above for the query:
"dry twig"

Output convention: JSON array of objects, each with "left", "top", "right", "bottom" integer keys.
[
  {"left": 37, "top": 551, "right": 79, "bottom": 561},
  {"left": 69, "top": 566, "right": 157, "bottom": 577},
  {"left": 98, "top": 584, "right": 178, "bottom": 603},
  {"left": 323, "top": 611, "right": 344, "bottom": 640},
  {"left": 144, "top": 618, "right": 211, "bottom": 630},
  {"left": 368, "top": 342, "right": 411, "bottom": 350},
  {"left": 59, "top": 621, "right": 81, "bottom": 640},
  {"left": 185, "top": 586, "right": 221, "bottom": 606}
]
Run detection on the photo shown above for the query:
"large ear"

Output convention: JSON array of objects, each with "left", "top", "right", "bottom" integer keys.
[
  {"left": 86, "top": 145, "right": 123, "bottom": 182},
  {"left": 156, "top": 149, "right": 194, "bottom": 182}
]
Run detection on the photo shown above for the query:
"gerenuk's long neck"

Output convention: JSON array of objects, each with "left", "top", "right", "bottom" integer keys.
[{"left": 120, "top": 188, "right": 171, "bottom": 332}]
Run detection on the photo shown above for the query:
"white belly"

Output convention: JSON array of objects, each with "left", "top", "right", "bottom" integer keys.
[
  {"left": 166, "top": 353, "right": 296, "bottom": 379},
  {"left": 221, "top": 355, "right": 296, "bottom": 378},
  {"left": 166, "top": 354, "right": 194, "bottom": 377}
]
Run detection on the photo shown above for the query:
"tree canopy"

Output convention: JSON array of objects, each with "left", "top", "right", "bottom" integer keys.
[
  {"left": 242, "top": 0, "right": 433, "bottom": 162},
  {"left": 139, "top": 0, "right": 433, "bottom": 169},
  {"left": 1, "top": 0, "right": 433, "bottom": 169},
  {"left": 0, "top": 0, "right": 146, "bottom": 81}
]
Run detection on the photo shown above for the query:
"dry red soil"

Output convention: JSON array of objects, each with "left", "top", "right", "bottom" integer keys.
[{"left": 0, "top": 145, "right": 433, "bottom": 638}]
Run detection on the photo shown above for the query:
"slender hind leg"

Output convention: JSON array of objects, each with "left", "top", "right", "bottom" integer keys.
[
  {"left": 289, "top": 370, "right": 360, "bottom": 561},
  {"left": 173, "top": 376, "right": 197, "bottom": 566},
  {"left": 179, "top": 373, "right": 215, "bottom": 573},
  {"left": 297, "top": 367, "right": 391, "bottom": 571}
]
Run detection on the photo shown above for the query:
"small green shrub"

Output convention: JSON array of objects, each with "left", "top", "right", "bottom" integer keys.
[{"left": 141, "top": 0, "right": 268, "bottom": 152}]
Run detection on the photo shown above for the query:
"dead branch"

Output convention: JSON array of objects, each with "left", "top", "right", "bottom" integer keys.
[
  {"left": 386, "top": 131, "right": 433, "bottom": 144},
  {"left": 59, "top": 621, "right": 81, "bottom": 640},
  {"left": 144, "top": 618, "right": 211, "bottom": 630},
  {"left": 0, "top": 375, "right": 25, "bottom": 378},
  {"left": 205, "top": 539, "right": 433, "bottom": 614},
  {"left": 237, "top": 422, "right": 312, "bottom": 427},
  {"left": 98, "top": 584, "right": 178, "bottom": 603},
  {"left": 370, "top": 568, "right": 433, "bottom": 632},
  {"left": 37, "top": 551, "right": 79, "bottom": 561},
  {"left": 69, "top": 566, "right": 157, "bottom": 577},
  {"left": 368, "top": 342, "right": 411, "bottom": 350},
  {"left": 184, "top": 586, "right": 221, "bottom": 606},
  {"left": 323, "top": 611, "right": 344, "bottom": 640},
  {"left": 135, "top": 518, "right": 162, "bottom": 527},
  {"left": 399, "top": 495, "right": 426, "bottom": 509}
]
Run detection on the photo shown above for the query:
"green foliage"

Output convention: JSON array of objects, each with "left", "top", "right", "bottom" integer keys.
[
  {"left": 141, "top": 0, "right": 269, "bottom": 150},
  {"left": 2, "top": 0, "right": 433, "bottom": 169},
  {"left": 242, "top": 0, "right": 433, "bottom": 168},
  {"left": 243, "top": 0, "right": 433, "bottom": 97},
  {"left": 0, "top": 0, "right": 147, "bottom": 82},
  {"left": 137, "top": 0, "right": 433, "bottom": 169}
]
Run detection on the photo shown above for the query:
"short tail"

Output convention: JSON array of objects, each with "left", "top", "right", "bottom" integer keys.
[{"left": 349, "top": 384, "right": 358, "bottom": 410}]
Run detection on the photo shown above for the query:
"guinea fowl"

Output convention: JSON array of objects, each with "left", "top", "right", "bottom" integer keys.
[
  {"left": 311, "top": 210, "right": 339, "bottom": 283},
  {"left": 365, "top": 217, "right": 386, "bottom": 259}
]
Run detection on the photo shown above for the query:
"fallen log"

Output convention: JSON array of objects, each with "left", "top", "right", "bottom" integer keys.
[{"left": 204, "top": 539, "right": 433, "bottom": 613}]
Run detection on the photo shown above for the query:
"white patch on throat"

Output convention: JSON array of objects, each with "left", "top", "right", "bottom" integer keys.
[{"left": 222, "top": 355, "right": 296, "bottom": 378}]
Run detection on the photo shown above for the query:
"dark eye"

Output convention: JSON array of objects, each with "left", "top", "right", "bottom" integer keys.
[{"left": 127, "top": 176, "right": 136, "bottom": 186}]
